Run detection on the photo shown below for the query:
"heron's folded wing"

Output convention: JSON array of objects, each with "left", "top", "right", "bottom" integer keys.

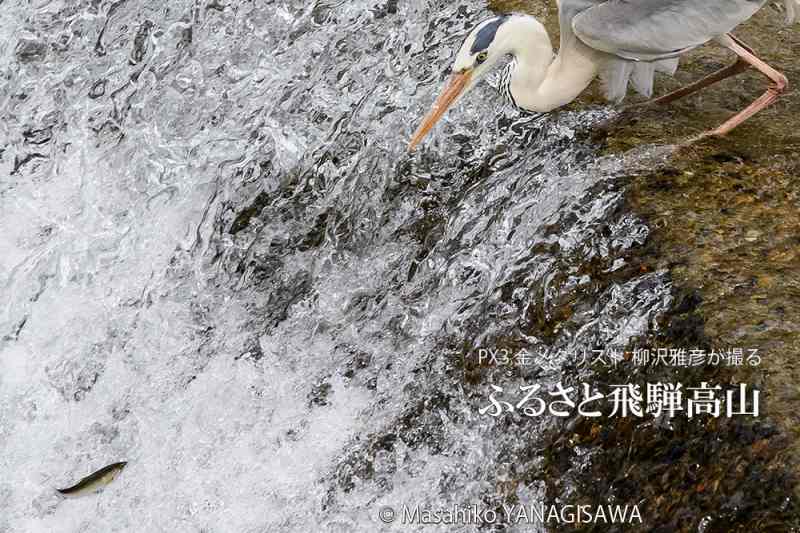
[{"left": 572, "top": 0, "right": 766, "bottom": 61}]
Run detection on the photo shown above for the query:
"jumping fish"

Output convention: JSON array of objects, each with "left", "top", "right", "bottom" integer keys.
[{"left": 55, "top": 461, "right": 127, "bottom": 497}]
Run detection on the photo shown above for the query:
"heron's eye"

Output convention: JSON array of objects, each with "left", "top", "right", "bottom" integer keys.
[{"left": 476, "top": 51, "right": 488, "bottom": 64}]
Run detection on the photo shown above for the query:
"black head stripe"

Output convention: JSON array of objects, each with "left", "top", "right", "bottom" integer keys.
[{"left": 470, "top": 15, "right": 510, "bottom": 54}]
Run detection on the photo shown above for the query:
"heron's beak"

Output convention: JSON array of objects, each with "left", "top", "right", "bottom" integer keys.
[{"left": 408, "top": 70, "right": 473, "bottom": 152}]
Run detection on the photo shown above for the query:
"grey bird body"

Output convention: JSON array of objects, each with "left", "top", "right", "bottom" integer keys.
[
  {"left": 563, "top": 0, "right": 798, "bottom": 100},
  {"left": 407, "top": 0, "right": 797, "bottom": 150},
  {"left": 571, "top": 0, "right": 767, "bottom": 60}
]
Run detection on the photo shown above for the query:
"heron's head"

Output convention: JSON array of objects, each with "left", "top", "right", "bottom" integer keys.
[{"left": 408, "top": 15, "right": 513, "bottom": 151}]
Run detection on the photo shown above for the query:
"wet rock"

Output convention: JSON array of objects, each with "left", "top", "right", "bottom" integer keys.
[
  {"left": 308, "top": 377, "right": 333, "bottom": 407},
  {"left": 11, "top": 152, "right": 47, "bottom": 175},
  {"left": 15, "top": 36, "right": 47, "bottom": 63},
  {"left": 129, "top": 20, "right": 154, "bottom": 65},
  {"left": 44, "top": 355, "right": 106, "bottom": 402},
  {"left": 88, "top": 79, "right": 107, "bottom": 99},
  {"left": 22, "top": 126, "right": 52, "bottom": 145},
  {"left": 235, "top": 339, "right": 264, "bottom": 362}
]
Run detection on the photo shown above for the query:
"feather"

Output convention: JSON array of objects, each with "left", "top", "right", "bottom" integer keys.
[
  {"left": 653, "top": 57, "right": 680, "bottom": 76},
  {"left": 601, "top": 59, "right": 634, "bottom": 103},
  {"left": 630, "top": 61, "right": 656, "bottom": 98},
  {"left": 600, "top": 55, "right": 679, "bottom": 103},
  {"left": 786, "top": 0, "right": 800, "bottom": 24},
  {"left": 572, "top": 0, "right": 762, "bottom": 62}
]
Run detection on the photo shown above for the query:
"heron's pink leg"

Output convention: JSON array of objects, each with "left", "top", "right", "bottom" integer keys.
[
  {"left": 644, "top": 35, "right": 755, "bottom": 106},
  {"left": 649, "top": 59, "right": 750, "bottom": 106},
  {"left": 708, "top": 37, "right": 789, "bottom": 136}
]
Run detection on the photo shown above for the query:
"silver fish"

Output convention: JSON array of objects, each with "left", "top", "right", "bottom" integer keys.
[{"left": 55, "top": 461, "right": 127, "bottom": 497}]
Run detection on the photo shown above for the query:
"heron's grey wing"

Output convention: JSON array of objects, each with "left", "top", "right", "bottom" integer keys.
[
  {"left": 572, "top": 0, "right": 767, "bottom": 62},
  {"left": 786, "top": 0, "right": 800, "bottom": 24},
  {"left": 557, "top": 0, "right": 680, "bottom": 101},
  {"left": 555, "top": 0, "right": 605, "bottom": 53}
]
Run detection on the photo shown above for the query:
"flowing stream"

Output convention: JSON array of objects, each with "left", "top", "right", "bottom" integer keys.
[{"left": 1, "top": 1, "right": 674, "bottom": 531}]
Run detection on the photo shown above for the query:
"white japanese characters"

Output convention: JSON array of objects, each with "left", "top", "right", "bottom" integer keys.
[{"left": 479, "top": 382, "right": 759, "bottom": 418}]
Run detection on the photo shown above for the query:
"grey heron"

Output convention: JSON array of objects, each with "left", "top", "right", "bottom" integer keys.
[{"left": 408, "top": 0, "right": 799, "bottom": 151}]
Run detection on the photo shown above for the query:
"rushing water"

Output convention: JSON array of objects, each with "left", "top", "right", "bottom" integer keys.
[{"left": 1, "top": 1, "right": 673, "bottom": 531}]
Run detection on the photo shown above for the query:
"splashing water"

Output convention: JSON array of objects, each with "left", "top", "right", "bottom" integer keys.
[{"left": 0, "top": 1, "right": 673, "bottom": 531}]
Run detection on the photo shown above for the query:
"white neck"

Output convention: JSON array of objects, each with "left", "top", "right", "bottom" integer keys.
[{"left": 500, "top": 17, "right": 601, "bottom": 113}]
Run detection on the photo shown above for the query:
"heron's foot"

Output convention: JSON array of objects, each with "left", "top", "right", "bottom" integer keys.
[{"left": 669, "top": 130, "right": 722, "bottom": 155}]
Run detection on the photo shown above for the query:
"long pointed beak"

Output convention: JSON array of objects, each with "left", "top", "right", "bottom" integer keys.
[{"left": 408, "top": 70, "right": 473, "bottom": 152}]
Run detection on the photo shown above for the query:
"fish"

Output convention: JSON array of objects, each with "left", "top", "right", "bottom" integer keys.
[{"left": 55, "top": 461, "right": 127, "bottom": 498}]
